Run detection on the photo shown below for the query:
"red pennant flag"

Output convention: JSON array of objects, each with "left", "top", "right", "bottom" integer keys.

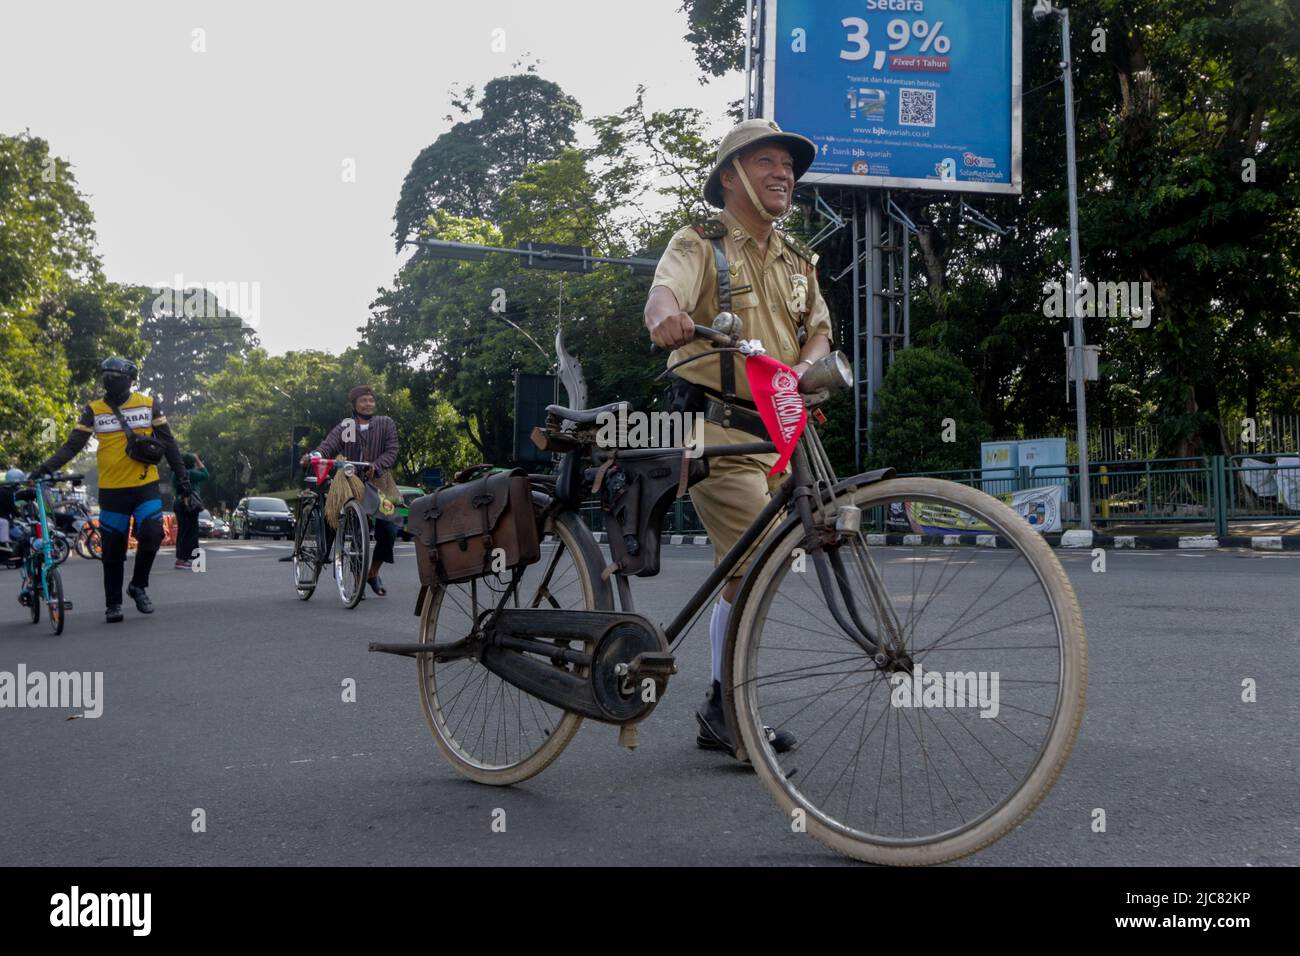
[
  {"left": 312, "top": 457, "right": 333, "bottom": 485},
  {"left": 745, "top": 354, "right": 808, "bottom": 475}
]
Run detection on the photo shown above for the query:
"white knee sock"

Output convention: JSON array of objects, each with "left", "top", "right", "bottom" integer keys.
[{"left": 709, "top": 595, "right": 732, "bottom": 685}]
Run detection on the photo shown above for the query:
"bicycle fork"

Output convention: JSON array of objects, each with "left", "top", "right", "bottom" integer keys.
[{"left": 792, "top": 436, "right": 910, "bottom": 669}]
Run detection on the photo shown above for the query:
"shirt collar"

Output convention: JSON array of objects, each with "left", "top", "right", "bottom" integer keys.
[{"left": 719, "top": 209, "right": 784, "bottom": 257}]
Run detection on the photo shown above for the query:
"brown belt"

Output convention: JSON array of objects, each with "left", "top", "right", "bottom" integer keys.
[{"left": 703, "top": 396, "right": 767, "bottom": 439}]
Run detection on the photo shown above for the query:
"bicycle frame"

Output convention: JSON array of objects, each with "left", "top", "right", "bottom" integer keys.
[
  {"left": 23, "top": 479, "right": 58, "bottom": 604},
  {"left": 606, "top": 434, "right": 891, "bottom": 661}
]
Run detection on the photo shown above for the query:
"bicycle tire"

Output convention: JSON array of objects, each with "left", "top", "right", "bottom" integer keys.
[
  {"left": 416, "top": 494, "right": 611, "bottom": 786},
  {"left": 334, "top": 499, "right": 369, "bottom": 609},
  {"left": 28, "top": 565, "right": 40, "bottom": 624},
  {"left": 47, "top": 567, "right": 64, "bottom": 635},
  {"left": 78, "top": 524, "right": 102, "bottom": 560},
  {"left": 728, "top": 476, "right": 1087, "bottom": 866},
  {"left": 293, "top": 499, "right": 325, "bottom": 600}
]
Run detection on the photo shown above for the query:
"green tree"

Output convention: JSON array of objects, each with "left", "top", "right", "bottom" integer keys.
[
  {"left": 0, "top": 132, "right": 147, "bottom": 463},
  {"left": 177, "top": 348, "right": 473, "bottom": 504},
  {"left": 866, "top": 348, "right": 989, "bottom": 473},
  {"left": 679, "top": 0, "right": 746, "bottom": 80},
  {"left": 393, "top": 72, "right": 583, "bottom": 246},
  {"left": 134, "top": 283, "right": 258, "bottom": 417}
]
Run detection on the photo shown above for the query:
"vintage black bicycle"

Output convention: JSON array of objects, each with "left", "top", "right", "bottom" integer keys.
[
  {"left": 292, "top": 455, "right": 372, "bottom": 608},
  {"left": 371, "top": 319, "right": 1087, "bottom": 865}
]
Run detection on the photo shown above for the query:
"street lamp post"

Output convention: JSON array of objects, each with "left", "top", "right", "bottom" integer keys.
[{"left": 1035, "top": 0, "right": 1092, "bottom": 530}]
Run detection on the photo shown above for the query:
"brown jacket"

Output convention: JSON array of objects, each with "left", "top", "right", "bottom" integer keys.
[{"left": 314, "top": 414, "right": 400, "bottom": 497}]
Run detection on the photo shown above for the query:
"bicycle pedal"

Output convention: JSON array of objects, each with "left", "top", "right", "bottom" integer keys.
[
  {"left": 627, "top": 651, "right": 677, "bottom": 679},
  {"left": 61, "top": 601, "right": 73, "bottom": 610}
]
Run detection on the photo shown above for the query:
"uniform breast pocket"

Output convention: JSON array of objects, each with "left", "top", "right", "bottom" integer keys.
[{"left": 731, "top": 287, "right": 760, "bottom": 317}]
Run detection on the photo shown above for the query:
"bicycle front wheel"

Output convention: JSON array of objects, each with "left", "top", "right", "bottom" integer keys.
[
  {"left": 27, "top": 565, "right": 40, "bottom": 624},
  {"left": 729, "top": 477, "right": 1087, "bottom": 865},
  {"left": 293, "top": 500, "right": 325, "bottom": 600},
  {"left": 334, "top": 500, "right": 369, "bottom": 609},
  {"left": 46, "top": 567, "right": 65, "bottom": 635}
]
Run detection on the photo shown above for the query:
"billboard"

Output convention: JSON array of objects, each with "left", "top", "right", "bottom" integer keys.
[{"left": 762, "top": 0, "right": 1022, "bottom": 194}]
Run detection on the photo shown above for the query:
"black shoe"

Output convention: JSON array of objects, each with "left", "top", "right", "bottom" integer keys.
[
  {"left": 126, "top": 584, "right": 154, "bottom": 614},
  {"left": 106, "top": 605, "right": 124, "bottom": 623},
  {"left": 695, "top": 680, "right": 797, "bottom": 757},
  {"left": 695, "top": 681, "right": 736, "bottom": 755}
]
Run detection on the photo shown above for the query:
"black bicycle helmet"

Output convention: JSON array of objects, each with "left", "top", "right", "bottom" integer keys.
[{"left": 100, "top": 356, "right": 139, "bottom": 380}]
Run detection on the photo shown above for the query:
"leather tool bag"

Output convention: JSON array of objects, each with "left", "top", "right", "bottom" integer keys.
[
  {"left": 409, "top": 467, "right": 540, "bottom": 586},
  {"left": 600, "top": 451, "right": 709, "bottom": 577}
]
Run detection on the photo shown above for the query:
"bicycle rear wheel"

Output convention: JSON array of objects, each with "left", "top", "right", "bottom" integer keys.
[
  {"left": 46, "top": 567, "right": 65, "bottom": 635},
  {"left": 416, "top": 499, "right": 609, "bottom": 785},
  {"left": 334, "top": 500, "right": 369, "bottom": 609},
  {"left": 729, "top": 477, "right": 1087, "bottom": 865}
]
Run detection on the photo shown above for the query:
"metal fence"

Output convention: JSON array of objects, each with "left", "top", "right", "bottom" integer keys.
[
  {"left": 1224, "top": 454, "right": 1300, "bottom": 521},
  {"left": 849, "top": 456, "right": 1299, "bottom": 532},
  {"left": 998, "top": 415, "right": 1300, "bottom": 463},
  {"left": 579, "top": 497, "right": 706, "bottom": 536},
  {"left": 573, "top": 453, "right": 1300, "bottom": 538}
]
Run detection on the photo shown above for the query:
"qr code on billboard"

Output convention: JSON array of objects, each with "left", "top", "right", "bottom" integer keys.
[{"left": 899, "top": 88, "right": 936, "bottom": 127}]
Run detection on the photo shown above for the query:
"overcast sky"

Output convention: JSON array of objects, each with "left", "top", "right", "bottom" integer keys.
[{"left": 1, "top": 0, "right": 738, "bottom": 355}]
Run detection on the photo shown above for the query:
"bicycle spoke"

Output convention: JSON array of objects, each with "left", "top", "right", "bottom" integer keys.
[{"left": 736, "top": 482, "right": 1082, "bottom": 855}]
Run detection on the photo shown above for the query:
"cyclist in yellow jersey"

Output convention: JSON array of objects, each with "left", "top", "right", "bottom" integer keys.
[{"left": 36, "top": 357, "right": 191, "bottom": 623}]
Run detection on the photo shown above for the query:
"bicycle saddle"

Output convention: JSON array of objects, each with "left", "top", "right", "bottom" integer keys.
[{"left": 545, "top": 401, "right": 631, "bottom": 425}]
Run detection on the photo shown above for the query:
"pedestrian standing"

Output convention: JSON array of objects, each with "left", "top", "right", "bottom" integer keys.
[{"left": 174, "top": 451, "right": 209, "bottom": 569}]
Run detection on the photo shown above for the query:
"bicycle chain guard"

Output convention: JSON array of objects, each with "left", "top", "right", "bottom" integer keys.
[{"left": 470, "top": 609, "right": 673, "bottom": 725}]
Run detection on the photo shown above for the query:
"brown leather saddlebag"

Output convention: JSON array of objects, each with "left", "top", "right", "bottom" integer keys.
[{"left": 409, "top": 467, "right": 540, "bottom": 586}]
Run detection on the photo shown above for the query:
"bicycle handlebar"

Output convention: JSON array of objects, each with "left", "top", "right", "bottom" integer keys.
[{"left": 24, "top": 473, "right": 84, "bottom": 486}]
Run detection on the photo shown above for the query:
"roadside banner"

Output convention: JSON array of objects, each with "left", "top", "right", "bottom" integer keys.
[{"left": 891, "top": 485, "right": 1063, "bottom": 535}]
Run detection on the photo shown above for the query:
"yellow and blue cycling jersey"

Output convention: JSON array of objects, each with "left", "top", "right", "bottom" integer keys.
[{"left": 42, "top": 391, "right": 185, "bottom": 491}]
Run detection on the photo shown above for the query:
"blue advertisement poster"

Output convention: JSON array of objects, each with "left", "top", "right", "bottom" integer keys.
[{"left": 763, "top": 0, "right": 1022, "bottom": 194}]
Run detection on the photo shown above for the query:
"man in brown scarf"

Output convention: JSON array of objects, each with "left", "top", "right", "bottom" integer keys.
[{"left": 304, "top": 385, "right": 401, "bottom": 595}]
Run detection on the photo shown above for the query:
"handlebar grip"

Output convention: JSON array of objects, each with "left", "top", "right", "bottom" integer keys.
[{"left": 693, "top": 326, "right": 729, "bottom": 345}]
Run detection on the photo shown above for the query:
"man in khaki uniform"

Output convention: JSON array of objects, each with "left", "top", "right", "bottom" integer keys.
[{"left": 644, "top": 119, "right": 833, "bottom": 755}]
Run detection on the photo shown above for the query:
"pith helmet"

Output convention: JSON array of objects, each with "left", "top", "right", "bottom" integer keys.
[{"left": 703, "top": 118, "right": 817, "bottom": 209}]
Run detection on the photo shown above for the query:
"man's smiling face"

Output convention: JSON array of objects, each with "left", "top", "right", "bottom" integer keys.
[{"left": 723, "top": 144, "right": 796, "bottom": 217}]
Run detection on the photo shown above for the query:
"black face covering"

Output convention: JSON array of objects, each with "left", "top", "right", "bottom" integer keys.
[{"left": 103, "top": 372, "right": 132, "bottom": 405}]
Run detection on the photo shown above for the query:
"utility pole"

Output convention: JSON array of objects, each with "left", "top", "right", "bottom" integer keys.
[{"left": 1035, "top": 0, "right": 1092, "bottom": 529}]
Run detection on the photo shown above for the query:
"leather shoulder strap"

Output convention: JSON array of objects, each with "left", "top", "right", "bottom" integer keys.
[
  {"left": 708, "top": 236, "right": 737, "bottom": 402},
  {"left": 106, "top": 401, "right": 135, "bottom": 436}
]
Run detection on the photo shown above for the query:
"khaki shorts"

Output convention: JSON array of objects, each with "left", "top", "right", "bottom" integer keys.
[{"left": 688, "top": 421, "right": 790, "bottom": 580}]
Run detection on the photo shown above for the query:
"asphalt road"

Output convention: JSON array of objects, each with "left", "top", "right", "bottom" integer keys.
[{"left": 1, "top": 539, "right": 1296, "bottom": 866}]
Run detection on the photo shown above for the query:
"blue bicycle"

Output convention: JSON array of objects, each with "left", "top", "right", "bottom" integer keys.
[{"left": 14, "top": 472, "right": 81, "bottom": 635}]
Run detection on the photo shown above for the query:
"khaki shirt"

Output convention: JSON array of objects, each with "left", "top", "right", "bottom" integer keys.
[{"left": 651, "top": 207, "right": 833, "bottom": 404}]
